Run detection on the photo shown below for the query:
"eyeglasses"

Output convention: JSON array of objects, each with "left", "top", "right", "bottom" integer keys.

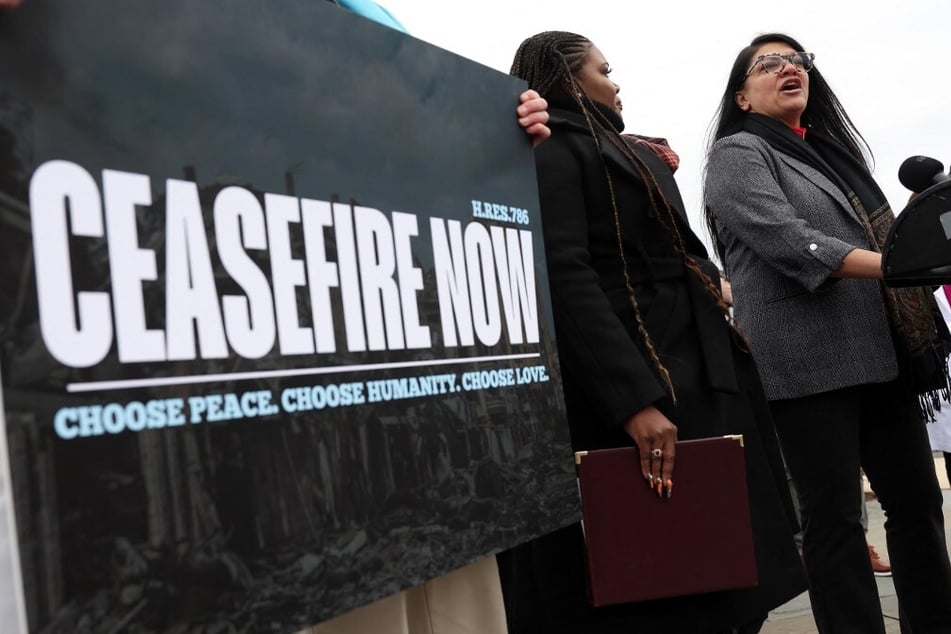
[{"left": 743, "top": 52, "right": 815, "bottom": 80}]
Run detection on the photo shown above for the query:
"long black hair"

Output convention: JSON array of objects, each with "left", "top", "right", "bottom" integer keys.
[
  {"left": 511, "top": 31, "right": 740, "bottom": 401},
  {"left": 708, "top": 32, "right": 870, "bottom": 161},
  {"left": 703, "top": 32, "right": 873, "bottom": 258}
]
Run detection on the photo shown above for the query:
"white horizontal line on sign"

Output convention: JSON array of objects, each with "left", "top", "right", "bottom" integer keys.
[{"left": 65, "top": 352, "right": 543, "bottom": 393}]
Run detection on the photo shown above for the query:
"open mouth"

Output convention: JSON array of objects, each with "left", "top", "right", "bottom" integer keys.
[{"left": 780, "top": 78, "right": 801, "bottom": 93}]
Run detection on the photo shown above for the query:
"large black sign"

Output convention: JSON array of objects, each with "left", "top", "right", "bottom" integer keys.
[{"left": 0, "top": 1, "right": 577, "bottom": 631}]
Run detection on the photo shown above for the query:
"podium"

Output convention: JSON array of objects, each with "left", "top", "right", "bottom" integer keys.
[{"left": 883, "top": 180, "right": 951, "bottom": 287}]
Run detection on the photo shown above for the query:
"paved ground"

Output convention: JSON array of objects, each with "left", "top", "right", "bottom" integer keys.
[{"left": 761, "top": 454, "right": 951, "bottom": 634}]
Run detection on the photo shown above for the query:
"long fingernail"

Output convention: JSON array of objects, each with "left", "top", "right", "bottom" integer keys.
[
  {"left": 656, "top": 479, "right": 663, "bottom": 497},
  {"left": 646, "top": 473, "right": 654, "bottom": 488},
  {"left": 666, "top": 479, "right": 673, "bottom": 499}
]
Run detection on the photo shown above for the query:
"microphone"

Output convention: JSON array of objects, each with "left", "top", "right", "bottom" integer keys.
[{"left": 898, "top": 155, "right": 951, "bottom": 193}]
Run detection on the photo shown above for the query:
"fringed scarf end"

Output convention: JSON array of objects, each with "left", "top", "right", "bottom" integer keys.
[{"left": 914, "top": 346, "right": 951, "bottom": 423}]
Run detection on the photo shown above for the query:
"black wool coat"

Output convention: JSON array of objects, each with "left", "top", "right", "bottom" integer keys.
[{"left": 497, "top": 104, "right": 808, "bottom": 634}]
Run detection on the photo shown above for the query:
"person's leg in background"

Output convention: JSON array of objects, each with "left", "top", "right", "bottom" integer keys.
[
  {"left": 860, "top": 471, "right": 892, "bottom": 577},
  {"left": 783, "top": 460, "right": 891, "bottom": 577},
  {"left": 786, "top": 462, "right": 803, "bottom": 554}
]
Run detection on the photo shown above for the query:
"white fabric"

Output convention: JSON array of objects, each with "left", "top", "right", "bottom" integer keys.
[
  {"left": 0, "top": 479, "right": 25, "bottom": 633},
  {"left": 0, "top": 367, "right": 28, "bottom": 634},
  {"left": 302, "top": 557, "right": 508, "bottom": 634}
]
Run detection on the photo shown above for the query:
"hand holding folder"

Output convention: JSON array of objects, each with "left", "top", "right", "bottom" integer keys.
[{"left": 575, "top": 436, "right": 758, "bottom": 606}]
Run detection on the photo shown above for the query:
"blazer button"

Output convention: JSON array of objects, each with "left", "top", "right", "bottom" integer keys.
[{"left": 808, "top": 243, "right": 818, "bottom": 251}]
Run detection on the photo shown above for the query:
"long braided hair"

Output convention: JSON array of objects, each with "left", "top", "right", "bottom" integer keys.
[{"left": 511, "top": 31, "right": 738, "bottom": 403}]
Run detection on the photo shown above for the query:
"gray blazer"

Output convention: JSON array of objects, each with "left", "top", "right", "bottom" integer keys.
[{"left": 705, "top": 131, "right": 898, "bottom": 400}]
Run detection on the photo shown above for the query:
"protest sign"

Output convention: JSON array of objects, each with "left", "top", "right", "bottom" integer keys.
[{"left": 0, "top": 1, "right": 576, "bottom": 630}]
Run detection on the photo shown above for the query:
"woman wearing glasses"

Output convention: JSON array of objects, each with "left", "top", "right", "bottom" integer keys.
[{"left": 704, "top": 33, "right": 951, "bottom": 633}]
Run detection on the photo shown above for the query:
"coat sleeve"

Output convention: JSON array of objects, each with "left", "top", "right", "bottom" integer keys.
[
  {"left": 705, "top": 135, "right": 856, "bottom": 291},
  {"left": 534, "top": 137, "right": 667, "bottom": 428}
]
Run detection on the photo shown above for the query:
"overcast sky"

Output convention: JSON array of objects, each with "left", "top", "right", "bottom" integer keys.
[{"left": 384, "top": 0, "right": 950, "bottom": 258}]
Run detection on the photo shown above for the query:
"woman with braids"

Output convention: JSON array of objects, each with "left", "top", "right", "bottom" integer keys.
[
  {"left": 497, "top": 31, "right": 806, "bottom": 634},
  {"left": 704, "top": 32, "right": 951, "bottom": 633}
]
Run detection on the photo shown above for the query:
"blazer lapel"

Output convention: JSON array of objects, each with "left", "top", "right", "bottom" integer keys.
[{"left": 778, "top": 152, "right": 866, "bottom": 230}]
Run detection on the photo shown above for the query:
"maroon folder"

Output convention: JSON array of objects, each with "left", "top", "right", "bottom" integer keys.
[{"left": 575, "top": 436, "right": 758, "bottom": 606}]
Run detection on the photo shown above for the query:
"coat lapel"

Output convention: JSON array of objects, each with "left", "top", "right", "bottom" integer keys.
[
  {"left": 776, "top": 152, "right": 866, "bottom": 230},
  {"left": 600, "top": 138, "right": 689, "bottom": 220},
  {"left": 599, "top": 134, "right": 706, "bottom": 254},
  {"left": 550, "top": 107, "right": 706, "bottom": 256}
]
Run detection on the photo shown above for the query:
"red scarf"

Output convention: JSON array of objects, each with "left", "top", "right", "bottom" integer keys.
[{"left": 626, "top": 135, "right": 680, "bottom": 173}]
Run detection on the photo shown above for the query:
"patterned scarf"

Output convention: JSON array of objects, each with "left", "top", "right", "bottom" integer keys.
[
  {"left": 625, "top": 135, "right": 680, "bottom": 173},
  {"left": 744, "top": 114, "right": 951, "bottom": 417}
]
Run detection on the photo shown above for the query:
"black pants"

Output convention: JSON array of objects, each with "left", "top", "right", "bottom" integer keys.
[{"left": 771, "top": 381, "right": 951, "bottom": 634}]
